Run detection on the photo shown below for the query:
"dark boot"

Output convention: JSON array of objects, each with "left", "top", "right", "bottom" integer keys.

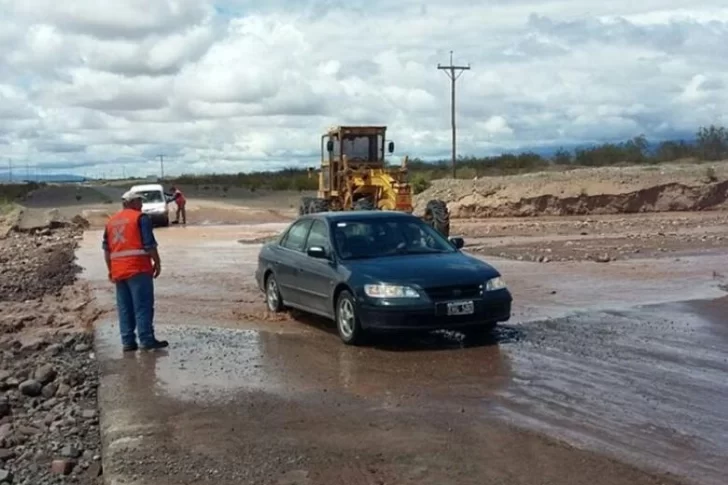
[{"left": 140, "top": 339, "right": 169, "bottom": 351}]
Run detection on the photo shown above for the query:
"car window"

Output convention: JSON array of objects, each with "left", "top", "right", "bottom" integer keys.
[
  {"left": 280, "top": 219, "right": 312, "bottom": 252},
  {"left": 305, "top": 220, "right": 329, "bottom": 252},
  {"left": 333, "top": 218, "right": 455, "bottom": 260},
  {"left": 136, "top": 190, "right": 164, "bottom": 203}
]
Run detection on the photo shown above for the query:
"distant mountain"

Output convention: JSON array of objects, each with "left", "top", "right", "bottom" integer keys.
[{"left": 0, "top": 172, "right": 86, "bottom": 183}]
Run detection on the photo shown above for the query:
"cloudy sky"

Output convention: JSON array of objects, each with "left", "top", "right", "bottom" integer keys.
[{"left": 1, "top": 0, "right": 727, "bottom": 178}]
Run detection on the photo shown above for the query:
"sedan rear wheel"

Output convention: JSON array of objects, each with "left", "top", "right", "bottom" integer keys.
[
  {"left": 266, "top": 274, "right": 284, "bottom": 312},
  {"left": 336, "top": 290, "right": 365, "bottom": 345}
]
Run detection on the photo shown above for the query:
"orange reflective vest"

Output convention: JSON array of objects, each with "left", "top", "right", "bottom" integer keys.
[
  {"left": 174, "top": 190, "right": 186, "bottom": 206},
  {"left": 105, "top": 208, "right": 153, "bottom": 282}
]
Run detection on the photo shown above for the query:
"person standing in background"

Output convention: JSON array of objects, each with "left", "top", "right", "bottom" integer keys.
[{"left": 169, "top": 186, "right": 186, "bottom": 225}]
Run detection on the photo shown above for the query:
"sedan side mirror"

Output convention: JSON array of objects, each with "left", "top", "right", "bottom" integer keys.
[
  {"left": 307, "top": 246, "right": 328, "bottom": 259},
  {"left": 449, "top": 237, "right": 464, "bottom": 249},
  {"left": 388, "top": 141, "right": 395, "bottom": 153}
]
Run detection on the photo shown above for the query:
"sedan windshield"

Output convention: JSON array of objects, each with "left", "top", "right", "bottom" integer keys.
[{"left": 332, "top": 218, "right": 456, "bottom": 260}]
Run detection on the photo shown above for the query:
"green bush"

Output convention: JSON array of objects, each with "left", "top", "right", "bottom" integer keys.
[
  {"left": 456, "top": 167, "right": 477, "bottom": 180},
  {"left": 705, "top": 166, "right": 718, "bottom": 182},
  {"left": 411, "top": 174, "right": 431, "bottom": 194}
]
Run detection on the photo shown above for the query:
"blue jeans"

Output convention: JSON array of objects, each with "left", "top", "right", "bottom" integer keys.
[{"left": 115, "top": 272, "right": 156, "bottom": 347}]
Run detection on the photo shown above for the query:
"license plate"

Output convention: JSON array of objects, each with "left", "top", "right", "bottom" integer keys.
[{"left": 446, "top": 300, "right": 474, "bottom": 316}]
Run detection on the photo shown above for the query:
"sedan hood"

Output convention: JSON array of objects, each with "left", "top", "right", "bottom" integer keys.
[{"left": 345, "top": 252, "right": 500, "bottom": 287}]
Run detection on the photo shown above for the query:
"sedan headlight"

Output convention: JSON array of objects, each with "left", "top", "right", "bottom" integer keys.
[
  {"left": 364, "top": 284, "right": 420, "bottom": 298},
  {"left": 485, "top": 276, "right": 507, "bottom": 291}
]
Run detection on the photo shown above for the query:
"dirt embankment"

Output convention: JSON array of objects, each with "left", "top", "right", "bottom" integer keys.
[
  {"left": 0, "top": 209, "right": 103, "bottom": 484},
  {"left": 414, "top": 162, "right": 728, "bottom": 218},
  {"left": 11, "top": 183, "right": 299, "bottom": 229},
  {"left": 0, "top": 209, "right": 89, "bottom": 302}
]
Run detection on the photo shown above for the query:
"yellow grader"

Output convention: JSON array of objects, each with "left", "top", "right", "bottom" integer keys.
[{"left": 299, "top": 125, "right": 451, "bottom": 237}]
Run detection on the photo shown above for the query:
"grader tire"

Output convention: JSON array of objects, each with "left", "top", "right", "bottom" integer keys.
[
  {"left": 298, "top": 196, "right": 314, "bottom": 215},
  {"left": 353, "top": 198, "right": 376, "bottom": 211},
  {"left": 425, "top": 199, "right": 450, "bottom": 237},
  {"left": 308, "top": 198, "right": 330, "bottom": 214}
]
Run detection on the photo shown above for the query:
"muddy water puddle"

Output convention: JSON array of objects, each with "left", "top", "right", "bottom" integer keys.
[
  {"left": 495, "top": 300, "right": 728, "bottom": 485},
  {"left": 92, "top": 300, "right": 728, "bottom": 484},
  {"left": 95, "top": 316, "right": 516, "bottom": 405},
  {"left": 80, "top": 222, "right": 728, "bottom": 484}
]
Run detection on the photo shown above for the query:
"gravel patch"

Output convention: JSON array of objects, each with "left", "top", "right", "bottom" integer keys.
[
  {"left": 0, "top": 212, "right": 102, "bottom": 484},
  {"left": 0, "top": 333, "right": 102, "bottom": 484}
]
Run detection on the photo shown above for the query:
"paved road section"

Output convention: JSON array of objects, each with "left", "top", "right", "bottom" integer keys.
[{"left": 77, "top": 224, "right": 728, "bottom": 485}]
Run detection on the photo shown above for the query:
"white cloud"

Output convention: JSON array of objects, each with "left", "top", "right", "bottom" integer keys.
[
  {"left": 1, "top": 0, "right": 728, "bottom": 177},
  {"left": 478, "top": 116, "right": 514, "bottom": 137},
  {"left": 8, "top": 0, "right": 211, "bottom": 39}
]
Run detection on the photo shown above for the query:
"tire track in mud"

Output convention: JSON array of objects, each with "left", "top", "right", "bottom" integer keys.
[{"left": 492, "top": 299, "right": 728, "bottom": 485}]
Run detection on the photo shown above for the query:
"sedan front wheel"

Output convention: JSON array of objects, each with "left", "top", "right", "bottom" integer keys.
[
  {"left": 335, "top": 290, "right": 365, "bottom": 345},
  {"left": 266, "top": 274, "right": 284, "bottom": 312}
]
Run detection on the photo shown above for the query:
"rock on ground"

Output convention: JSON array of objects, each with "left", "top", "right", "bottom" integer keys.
[
  {"left": 0, "top": 332, "right": 102, "bottom": 485},
  {"left": 0, "top": 213, "right": 87, "bottom": 302},
  {"left": 0, "top": 217, "right": 102, "bottom": 485}
]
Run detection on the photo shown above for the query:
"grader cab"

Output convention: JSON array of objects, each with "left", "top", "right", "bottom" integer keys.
[{"left": 299, "top": 125, "right": 451, "bottom": 237}]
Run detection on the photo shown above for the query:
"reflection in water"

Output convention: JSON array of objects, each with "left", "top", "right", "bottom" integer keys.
[
  {"left": 97, "top": 316, "right": 515, "bottom": 411},
  {"left": 120, "top": 350, "right": 163, "bottom": 391},
  {"left": 256, "top": 327, "right": 513, "bottom": 405},
  {"left": 97, "top": 321, "right": 283, "bottom": 403},
  {"left": 496, "top": 304, "right": 728, "bottom": 485}
]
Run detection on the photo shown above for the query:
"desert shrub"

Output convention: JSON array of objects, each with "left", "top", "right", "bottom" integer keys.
[{"left": 411, "top": 174, "right": 431, "bottom": 194}]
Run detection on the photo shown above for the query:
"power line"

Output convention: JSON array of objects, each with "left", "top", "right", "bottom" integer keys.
[{"left": 437, "top": 50, "right": 470, "bottom": 179}]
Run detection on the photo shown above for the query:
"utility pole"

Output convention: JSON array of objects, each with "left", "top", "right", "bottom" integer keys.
[
  {"left": 157, "top": 154, "right": 165, "bottom": 180},
  {"left": 437, "top": 50, "right": 470, "bottom": 178}
]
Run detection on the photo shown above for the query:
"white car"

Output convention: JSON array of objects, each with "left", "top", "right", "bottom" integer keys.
[{"left": 129, "top": 183, "right": 169, "bottom": 226}]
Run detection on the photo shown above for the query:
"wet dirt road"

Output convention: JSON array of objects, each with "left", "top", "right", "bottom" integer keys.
[{"left": 76, "top": 223, "right": 728, "bottom": 485}]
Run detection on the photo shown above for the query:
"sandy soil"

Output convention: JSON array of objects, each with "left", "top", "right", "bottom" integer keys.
[
  {"left": 8, "top": 171, "right": 728, "bottom": 485},
  {"left": 415, "top": 161, "right": 728, "bottom": 217},
  {"left": 453, "top": 211, "right": 728, "bottom": 262},
  {"left": 20, "top": 185, "right": 298, "bottom": 229},
  {"left": 14, "top": 174, "right": 728, "bottom": 268}
]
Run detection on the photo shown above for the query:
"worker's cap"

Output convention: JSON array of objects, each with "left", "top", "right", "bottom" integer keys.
[{"left": 121, "top": 190, "right": 143, "bottom": 201}]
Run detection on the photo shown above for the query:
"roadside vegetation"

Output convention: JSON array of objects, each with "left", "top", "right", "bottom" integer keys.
[
  {"left": 171, "top": 125, "right": 728, "bottom": 194},
  {"left": 0, "top": 201, "right": 16, "bottom": 215},
  {"left": 0, "top": 181, "right": 45, "bottom": 207},
  {"left": 5, "top": 126, "right": 728, "bottom": 197}
]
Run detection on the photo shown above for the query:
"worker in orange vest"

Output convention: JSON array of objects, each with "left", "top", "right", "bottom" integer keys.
[
  {"left": 102, "top": 190, "right": 168, "bottom": 351},
  {"left": 170, "top": 186, "right": 186, "bottom": 225}
]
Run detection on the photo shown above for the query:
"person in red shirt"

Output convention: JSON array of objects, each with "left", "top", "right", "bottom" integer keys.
[
  {"left": 169, "top": 186, "right": 186, "bottom": 225},
  {"left": 103, "top": 190, "right": 168, "bottom": 351}
]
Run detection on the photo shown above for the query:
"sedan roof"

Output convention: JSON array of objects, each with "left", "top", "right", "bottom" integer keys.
[
  {"left": 306, "top": 211, "right": 416, "bottom": 222},
  {"left": 130, "top": 184, "right": 164, "bottom": 192}
]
